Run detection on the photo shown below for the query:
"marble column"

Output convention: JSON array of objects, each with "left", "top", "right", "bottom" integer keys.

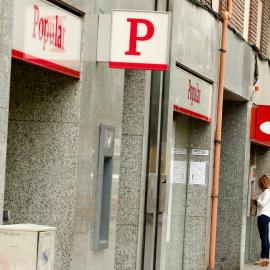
[
  {"left": 215, "top": 101, "right": 250, "bottom": 269},
  {"left": 0, "top": 0, "right": 14, "bottom": 225},
  {"left": 114, "top": 69, "right": 151, "bottom": 270}
]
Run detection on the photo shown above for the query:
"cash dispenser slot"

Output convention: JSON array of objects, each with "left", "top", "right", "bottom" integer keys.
[{"left": 94, "top": 124, "right": 115, "bottom": 251}]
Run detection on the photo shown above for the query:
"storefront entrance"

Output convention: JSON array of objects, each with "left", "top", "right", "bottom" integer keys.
[
  {"left": 141, "top": 66, "right": 253, "bottom": 269},
  {"left": 165, "top": 113, "right": 190, "bottom": 269},
  {"left": 4, "top": 59, "right": 80, "bottom": 269},
  {"left": 142, "top": 111, "right": 192, "bottom": 270},
  {"left": 141, "top": 65, "right": 213, "bottom": 269}
]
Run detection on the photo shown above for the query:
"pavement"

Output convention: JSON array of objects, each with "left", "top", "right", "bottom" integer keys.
[{"left": 244, "top": 262, "right": 270, "bottom": 269}]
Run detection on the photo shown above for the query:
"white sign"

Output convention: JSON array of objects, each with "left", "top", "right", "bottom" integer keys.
[
  {"left": 173, "top": 148, "right": 186, "bottom": 155},
  {"left": 192, "top": 149, "right": 209, "bottom": 156},
  {"left": 189, "top": 162, "right": 206, "bottom": 185},
  {"left": 109, "top": 10, "right": 171, "bottom": 71},
  {"left": 12, "top": 0, "right": 82, "bottom": 78},
  {"left": 173, "top": 67, "right": 213, "bottom": 122},
  {"left": 173, "top": 161, "right": 187, "bottom": 184}
]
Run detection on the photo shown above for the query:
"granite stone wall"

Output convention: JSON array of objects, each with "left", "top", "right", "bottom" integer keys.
[
  {"left": 70, "top": 59, "right": 125, "bottom": 270},
  {"left": 4, "top": 60, "right": 80, "bottom": 270},
  {"left": 114, "top": 69, "right": 151, "bottom": 270},
  {"left": 71, "top": 0, "right": 154, "bottom": 269},
  {"left": 215, "top": 101, "right": 250, "bottom": 270},
  {"left": 0, "top": 0, "right": 14, "bottom": 225},
  {"left": 2, "top": 1, "right": 267, "bottom": 270},
  {"left": 3, "top": 1, "right": 154, "bottom": 270}
]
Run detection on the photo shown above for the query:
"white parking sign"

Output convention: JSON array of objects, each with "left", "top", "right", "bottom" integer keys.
[{"left": 109, "top": 10, "right": 171, "bottom": 71}]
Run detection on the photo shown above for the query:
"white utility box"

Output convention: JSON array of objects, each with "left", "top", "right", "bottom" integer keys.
[{"left": 0, "top": 224, "right": 56, "bottom": 270}]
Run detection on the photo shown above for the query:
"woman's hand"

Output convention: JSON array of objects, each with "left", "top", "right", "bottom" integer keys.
[{"left": 252, "top": 195, "right": 258, "bottom": 201}]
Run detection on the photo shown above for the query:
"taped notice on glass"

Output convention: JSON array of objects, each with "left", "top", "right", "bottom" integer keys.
[
  {"left": 192, "top": 149, "right": 209, "bottom": 156},
  {"left": 190, "top": 162, "right": 206, "bottom": 185},
  {"left": 173, "top": 161, "right": 187, "bottom": 183},
  {"left": 173, "top": 148, "right": 186, "bottom": 155}
]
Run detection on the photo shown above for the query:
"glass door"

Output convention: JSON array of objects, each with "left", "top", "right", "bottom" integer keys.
[
  {"left": 142, "top": 90, "right": 190, "bottom": 270},
  {"left": 165, "top": 114, "right": 190, "bottom": 269}
]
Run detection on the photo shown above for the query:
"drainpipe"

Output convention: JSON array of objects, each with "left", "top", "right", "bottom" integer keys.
[{"left": 208, "top": 1, "right": 232, "bottom": 269}]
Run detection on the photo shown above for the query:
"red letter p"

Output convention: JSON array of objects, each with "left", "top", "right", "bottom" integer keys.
[
  {"left": 33, "top": 5, "right": 39, "bottom": 38},
  {"left": 125, "top": 18, "right": 154, "bottom": 56}
]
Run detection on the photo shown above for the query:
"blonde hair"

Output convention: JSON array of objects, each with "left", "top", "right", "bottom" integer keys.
[{"left": 258, "top": 175, "right": 270, "bottom": 191}]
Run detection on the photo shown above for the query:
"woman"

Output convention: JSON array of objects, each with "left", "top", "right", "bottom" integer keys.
[{"left": 253, "top": 175, "right": 270, "bottom": 266}]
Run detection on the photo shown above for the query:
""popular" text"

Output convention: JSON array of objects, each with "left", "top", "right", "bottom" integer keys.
[
  {"left": 32, "top": 5, "right": 66, "bottom": 51},
  {"left": 188, "top": 79, "right": 201, "bottom": 105}
]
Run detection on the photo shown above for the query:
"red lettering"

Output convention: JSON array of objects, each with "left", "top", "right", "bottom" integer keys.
[
  {"left": 51, "top": 16, "right": 67, "bottom": 52},
  {"left": 55, "top": 16, "right": 58, "bottom": 47},
  {"left": 57, "top": 25, "right": 62, "bottom": 48},
  {"left": 197, "top": 84, "right": 201, "bottom": 103},
  {"left": 32, "top": 6, "right": 66, "bottom": 52},
  {"left": 62, "top": 28, "right": 66, "bottom": 50},
  {"left": 188, "top": 80, "right": 201, "bottom": 106},
  {"left": 188, "top": 80, "right": 194, "bottom": 105},
  {"left": 49, "top": 22, "right": 55, "bottom": 45},
  {"left": 43, "top": 19, "right": 49, "bottom": 50},
  {"left": 33, "top": 5, "right": 39, "bottom": 38},
  {"left": 39, "top": 18, "right": 44, "bottom": 41},
  {"left": 125, "top": 18, "right": 154, "bottom": 56}
]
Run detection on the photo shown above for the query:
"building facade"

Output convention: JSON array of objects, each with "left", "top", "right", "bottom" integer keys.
[{"left": 0, "top": 0, "right": 270, "bottom": 269}]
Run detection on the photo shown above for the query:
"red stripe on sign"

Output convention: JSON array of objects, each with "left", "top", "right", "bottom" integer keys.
[
  {"left": 174, "top": 105, "right": 211, "bottom": 122},
  {"left": 109, "top": 62, "right": 168, "bottom": 71},
  {"left": 251, "top": 139, "right": 270, "bottom": 148},
  {"left": 12, "top": 49, "right": 80, "bottom": 79}
]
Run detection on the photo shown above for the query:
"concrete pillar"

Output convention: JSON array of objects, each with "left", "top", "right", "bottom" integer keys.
[
  {"left": 4, "top": 59, "right": 81, "bottom": 270},
  {"left": 0, "top": 0, "right": 14, "bottom": 225},
  {"left": 215, "top": 101, "right": 250, "bottom": 269},
  {"left": 114, "top": 70, "right": 151, "bottom": 270}
]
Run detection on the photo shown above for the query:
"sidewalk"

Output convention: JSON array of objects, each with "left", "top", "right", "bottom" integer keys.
[{"left": 245, "top": 262, "right": 270, "bottom": 269}]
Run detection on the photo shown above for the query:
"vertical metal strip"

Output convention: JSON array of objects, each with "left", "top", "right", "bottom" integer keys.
[
  {"left": 142, "top": 70, "right": 163, "bottom": 270},
  {"left": 155, "top": 61, "right": 171, "bottom": 270},
  {"left": 154, "top": 0, "right": 171, "bottom": 268}
]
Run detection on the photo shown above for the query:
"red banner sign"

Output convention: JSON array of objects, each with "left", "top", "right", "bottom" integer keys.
[
  {"left": 250, "top": 106, "right": 270, "bottom": 147},
  {"left": 256, "top": 106, "right": 270, "bottom": 141}
]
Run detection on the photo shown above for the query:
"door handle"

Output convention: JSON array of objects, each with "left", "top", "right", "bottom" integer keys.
[
  {"left": 146, "top": 173, "right": 158, "bottom": 213},
  {"left": 158, "top": 174, "right": 167, "bottom": 213}
]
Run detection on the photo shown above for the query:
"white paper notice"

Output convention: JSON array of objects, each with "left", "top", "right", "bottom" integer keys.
[
  {"left": 173, "top": 148, "right": 186, "bottom": 155},
  {"left": 189, "top": 162, "right": 206, "bottom": 185},
  {"left": 173, "top": 161, "right": 187, "bottom": 183},
  {"left": 192, "top": 149, "right": 209, "bottom": 156}
]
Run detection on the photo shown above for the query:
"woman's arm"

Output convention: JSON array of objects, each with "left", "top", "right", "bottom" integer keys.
[{"left": 257, "top": 189, "right": 270, "bottom": 207}]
